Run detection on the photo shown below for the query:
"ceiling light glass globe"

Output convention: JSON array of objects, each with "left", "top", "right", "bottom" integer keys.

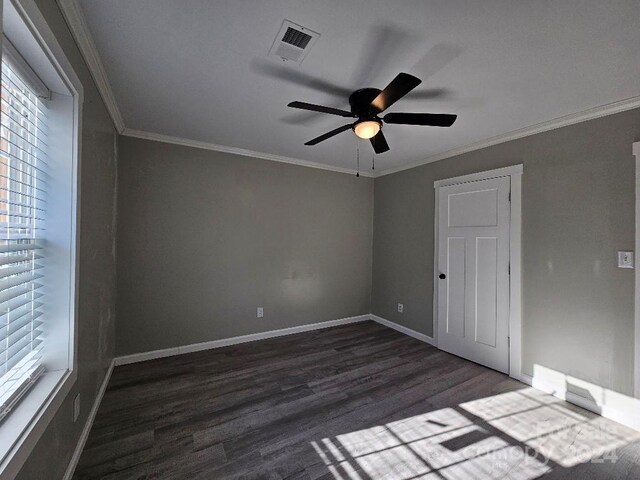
[{"left": 354, "top": 120, "right": 381, "bottom": 139}]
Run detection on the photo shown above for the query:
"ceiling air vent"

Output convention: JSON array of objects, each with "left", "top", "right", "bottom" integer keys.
[{"left": 269, "top": 20, "right": 320, "bottom": 64}]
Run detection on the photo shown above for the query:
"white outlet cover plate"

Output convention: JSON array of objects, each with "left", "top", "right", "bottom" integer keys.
[{"left": 618, "top": 251, "right": 634, "bottom": 269}]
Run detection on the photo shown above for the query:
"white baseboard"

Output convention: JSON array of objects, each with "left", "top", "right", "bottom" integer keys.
[
  {"left": 370, "top": 315, "right": 435, "bottom": 346},
  {"left": 114, "top": 315, "right": 371, "bottom": 366},
  {"left": 58, "top": 316, "right": 640, "bottom": 480},
  {"left": 519, "top": 374, "right": 640, "bottom": 432},
  {"left": 63, "top": 359, "right": 115, "bottom": 480},
  {"left": 368, "top": 316, "right": 639, "bottom": 432}
]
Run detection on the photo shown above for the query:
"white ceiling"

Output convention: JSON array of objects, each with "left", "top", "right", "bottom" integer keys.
[{"left": 77, "top": 0, "right": 640, "bottom": 173}]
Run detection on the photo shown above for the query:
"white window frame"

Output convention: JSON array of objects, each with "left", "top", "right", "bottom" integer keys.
[{"left": 0, "top": 0, "right": 82, "bottom": 476}]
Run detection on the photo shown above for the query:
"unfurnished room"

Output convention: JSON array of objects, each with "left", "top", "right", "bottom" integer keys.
[{"left": 0, "top": 1, "right": 639, "bottom": 479}]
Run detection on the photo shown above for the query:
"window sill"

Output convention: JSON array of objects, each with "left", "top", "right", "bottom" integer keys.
[{"left": 0, "top": 368, "right": 75, "bottom": 477}]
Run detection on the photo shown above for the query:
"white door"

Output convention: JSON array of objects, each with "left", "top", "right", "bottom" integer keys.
[{"left": 437, "top": 176, "right": 511, "bottom": 373}]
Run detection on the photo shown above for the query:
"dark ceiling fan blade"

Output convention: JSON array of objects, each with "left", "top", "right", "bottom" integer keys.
[
  {"left": 251, "top": 60, "right": 352, "bottom": 97},
  {"left": 371, "top": 73, "right": 422, "bottom": 113},
  {"left": 413, "top": 43, "right": 463, "bottom": 82},
  {"left": 370, "top": 131, "right": 390, "bottom": 154},
  {"left": 288, "top": 101, "right": 354, "bottom": 118},
  {"left": 405, "top": 87, "right": 452, "bottom": 100},
  {"left": 304, "top": 124, "right": 354, "bottom": 146},
  {"left": 350, "top": 23, "right": 418, "bottom": 87},
  {"left": 383, "top": 112, "right": 457, "bottom": 127}
]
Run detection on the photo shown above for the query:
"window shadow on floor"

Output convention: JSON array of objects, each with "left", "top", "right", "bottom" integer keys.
[{"left": 310, "top": 386, "right": 640, "bottom": 480}]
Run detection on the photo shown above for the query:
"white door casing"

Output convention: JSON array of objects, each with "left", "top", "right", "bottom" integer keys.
[
  {"left": 634, "top": 141, "right": 640, "bottom": 399},
  {"left": 436, "top": 176, "right": 511, "bottom": 373}
]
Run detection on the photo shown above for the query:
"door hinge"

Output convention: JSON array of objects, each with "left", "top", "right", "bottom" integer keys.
[
  {"left": 508, "top": 191, "right": 511, "bottom": 202},
  {"left": 508, "top": 263, "right": 511, "bottom": 275},
  {"left": 507, "top": 336, "right": 511, "bottom": 347}
]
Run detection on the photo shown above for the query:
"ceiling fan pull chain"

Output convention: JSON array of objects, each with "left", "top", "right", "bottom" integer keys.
[
  {"left": 356, "top": 142, "right": 360, "bottom": 177},
  {"left": 372, "top": 149, "right": 375, "bottom": 171}
]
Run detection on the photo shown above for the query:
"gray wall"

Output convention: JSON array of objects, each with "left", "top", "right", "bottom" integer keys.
[
  {"left": 116, "top": 137, "right": 373, "bottom": 356},
  {"left": 14, "top": 1, "right": 118, "bottom": 479},
  {"left": 9, "top": 3, "right": 637, "bottom": 477},
  {"left": 372, "top": 107, "right": 640, "bottom": 397}
]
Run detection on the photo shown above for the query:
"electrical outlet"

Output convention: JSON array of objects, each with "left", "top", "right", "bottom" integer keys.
[
  {"left": 257, "top": 307, "right": 264, "bottom": 318},
  {"left": 397, "top": 303, "right": 404, "bottom": 313},
  {"left": 618, "top": 251, "right": 634, "bottom": 269},
  {"left": 73, "top": 393, "right": 80, "bottom": 422}
]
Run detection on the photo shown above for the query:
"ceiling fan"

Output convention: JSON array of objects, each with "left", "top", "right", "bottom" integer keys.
[{"left": 288, "top": 72, "right": 457, "bottom": 154}]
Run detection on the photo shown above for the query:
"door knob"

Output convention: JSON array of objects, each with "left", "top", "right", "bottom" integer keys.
[{"left": 439, "top": 273, "right": 446, "bottom": 280}]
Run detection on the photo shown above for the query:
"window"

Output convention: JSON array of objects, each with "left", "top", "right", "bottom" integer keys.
[
  {"left": 0, "top": 57, "right": 46, "bottom": 421},
  {"left": 0, "top": 0, "right": 83, "bottom": 475}
]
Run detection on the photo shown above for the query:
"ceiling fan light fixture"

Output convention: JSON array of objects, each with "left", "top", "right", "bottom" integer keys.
[
  {"left": 353, "top": 120, "right": 381, "bottom": 139},
  {"left": 289, "top": 72, "right": 456, "bottom": 153}
]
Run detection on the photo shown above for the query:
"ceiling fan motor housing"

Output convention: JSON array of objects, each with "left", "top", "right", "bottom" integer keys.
[{"left": 349, "top": 88, "right": 382, "bottom": 118}]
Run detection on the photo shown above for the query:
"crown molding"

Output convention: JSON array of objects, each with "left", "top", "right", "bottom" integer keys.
[
  {"left": 56, "top": 0, "right": 125, "bottom": 133},
  {"left": 53, "top": 0, "right": 367, "bottom": 176},
  {"left": 376, "top": 95, "right": 640, "bottom": 178},
  {"left": 121, "top": 128, "right": 374, "bottom": 177},
  {"left": 54, "top": 0, "right": 640, "bottom": 178}
]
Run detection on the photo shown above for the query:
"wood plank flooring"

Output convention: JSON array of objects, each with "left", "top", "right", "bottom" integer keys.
[{"left": 73, "top": 321, "right": 640, "bottom": 479}]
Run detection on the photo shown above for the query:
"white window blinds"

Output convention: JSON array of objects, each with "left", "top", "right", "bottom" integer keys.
[{"left": 0, "top": 58, "right": 46, "bottom": 421}]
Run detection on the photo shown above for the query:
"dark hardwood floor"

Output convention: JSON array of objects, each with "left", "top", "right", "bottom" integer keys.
[{"left": 73, "top": 321, "right": 640, "bottom": 479}]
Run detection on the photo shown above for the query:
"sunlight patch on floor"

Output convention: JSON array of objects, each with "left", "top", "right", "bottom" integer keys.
[
  {"left": 311, "top": 387, "right": 640, "bottom": 479},
  {"left": 462, "top": 387, "right": 640, "bottom": 467},
  {"left": 525, "top": 417, "right": 634, "bottom": 467},
  {"left": 487, "top": 404, "right": 586, "bottom": 442}
]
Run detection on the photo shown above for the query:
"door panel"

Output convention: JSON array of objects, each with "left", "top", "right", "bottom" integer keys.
[
  {"left": 446, "top": 237, "right": 465, "bottom": 338},
  {"left": 437, "top": 176, "right": 510, "bottom": 373},
  {"left": 475, "top": 237, "right": 497, "bottom": 347},
  {"left": 448, "top": 188, "right": 498, "bottom": 227}
]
